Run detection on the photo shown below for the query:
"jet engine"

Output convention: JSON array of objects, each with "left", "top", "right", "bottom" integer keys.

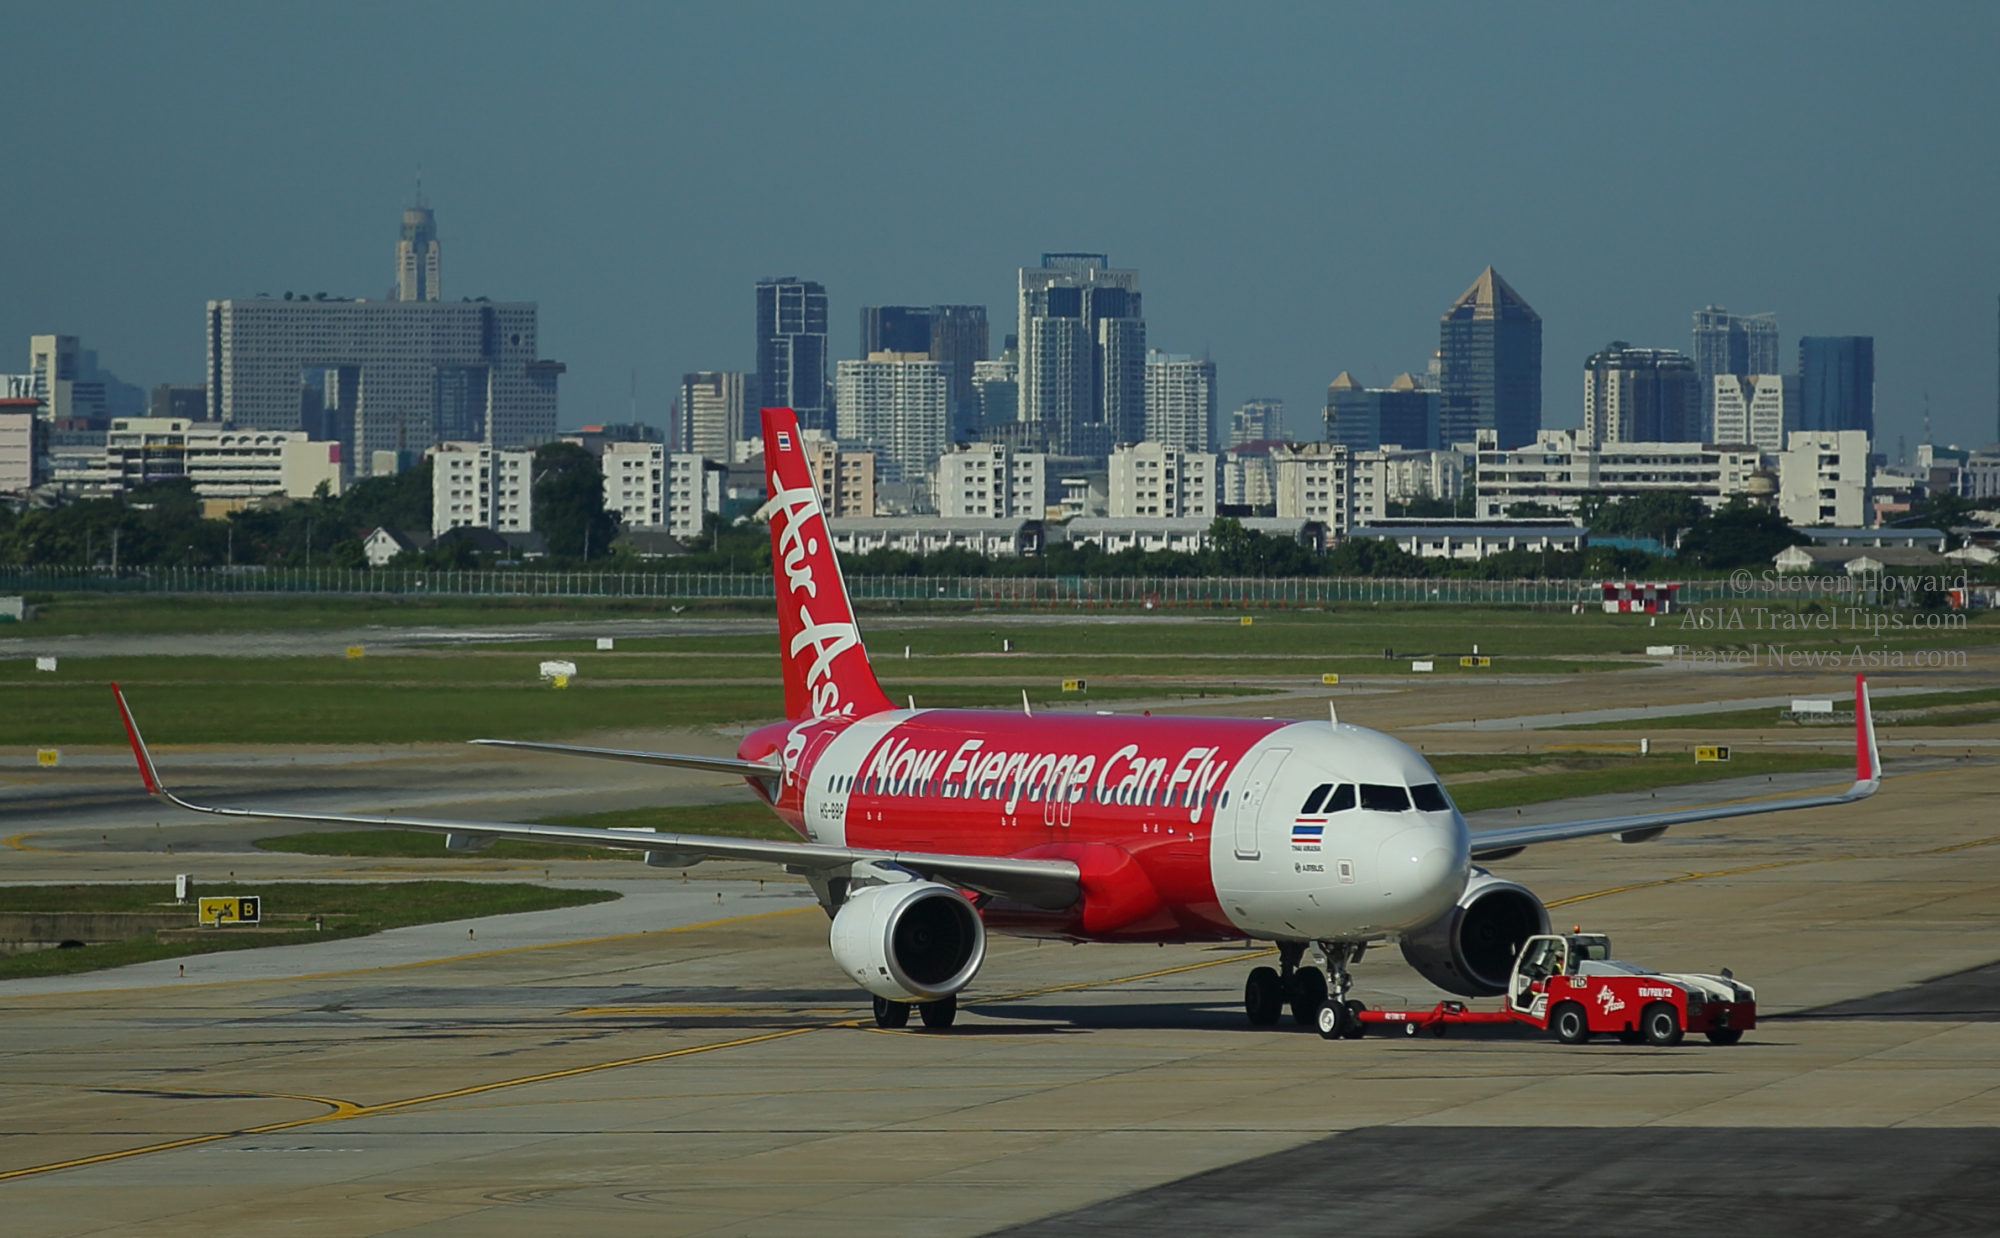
[
  {"left": 829, "top": 881, "right": 987, "bottom": 1002},
  {"left": 1397, "top": 868, "right": 1549, "bottom": 997}
]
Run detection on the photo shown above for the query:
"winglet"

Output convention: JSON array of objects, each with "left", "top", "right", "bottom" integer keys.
[
  {"left": 111, "top": 683, "right": 164, "bottom": 796},
  {"left": 1855, "top": 672, "right": 1880, "bottom": 788}
]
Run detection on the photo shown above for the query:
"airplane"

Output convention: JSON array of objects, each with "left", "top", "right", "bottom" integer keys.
[{"left": 111, "top": 406, "right": 1884, "bottom": 1037}]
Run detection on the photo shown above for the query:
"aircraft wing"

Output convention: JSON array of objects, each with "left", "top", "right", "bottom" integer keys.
[
  {"left": 1466, "top": 673, "right": 1882, "bottom": 861},
  {"left": 111, "top": 686, "right": 1080, "bottom": 911},
  {"left": 468, "top": 738, "right": 781, "bottom": 781}
]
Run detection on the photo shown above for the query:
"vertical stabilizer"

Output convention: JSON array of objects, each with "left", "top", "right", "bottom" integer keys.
[{"left": 759, "top": 408, "right": 895, "bottom": 720}]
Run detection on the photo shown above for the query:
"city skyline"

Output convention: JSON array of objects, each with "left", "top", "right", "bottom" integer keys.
[{"left": 2, "top": 4, "right": 1995, "bottom": 451}]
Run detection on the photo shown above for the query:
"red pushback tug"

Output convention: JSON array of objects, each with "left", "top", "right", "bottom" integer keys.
[{"left": 1347, "top": 931, "right": 1756, "bottom": 1046}]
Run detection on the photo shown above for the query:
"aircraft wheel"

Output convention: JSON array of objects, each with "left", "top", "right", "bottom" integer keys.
[
  {"left": 1704, "top": 1028, "right": 1744, "bottom": 1046},
  {"left": 1402, "top": 1021, "right": 1420, "bottom": 1037},
  {"left": 1552, "top": 1001, "right": 1591, "bottom": 1045},
  {"left": 1642, "top": 1001, "right": 1684, "bottom": 1047},
  {"left": 873, "top": 995, "right": 911, "bottom": 1029},
  {"left": 1315, "top": 1001, "right": 1347, "bottom": 1040},
  {"left": 1342, "top": 999, "right": 1367, "bottom": 1040},
  {"left": 1289, "top": 966, "right": 1328, "bottom": 1025},
  {"left": 918, "top": 993, "right": 958, "bottom": 1030},
  {"left": 1244, "top": 966, "right": 1284, "bottom": 1026}
]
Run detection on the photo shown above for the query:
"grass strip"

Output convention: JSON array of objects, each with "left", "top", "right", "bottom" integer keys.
[
  {"left": 0, "top": 881, "right": 618, "bottom": 980},
  {"left": 1443, "top": 751, "right": 1853, "bottom": 814},
  {"left": 1556, "top": 687, "right": 2000, "bottom": 733}
]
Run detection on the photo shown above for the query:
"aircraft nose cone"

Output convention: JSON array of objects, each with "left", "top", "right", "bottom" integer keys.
[{"left": 1374, "top": 819, "right": 1467, "bottom": 929}]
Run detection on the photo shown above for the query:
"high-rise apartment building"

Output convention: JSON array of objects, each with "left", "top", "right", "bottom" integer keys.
[
  {"left": 601, "top": 440, "right": 665, "bottom": 528},
  {"left": 834, "top": 354, "right": 948, "bottom": 482},
  {"left": 1324, "top": 372, "right": 1435, "bottom": 451},
  {"left": 1581, "top": 344, "right": 1700, "bottom": 446},
  {"left": 1108, "top": 441, "right": 1215, "bottom": 518},
  {"left": 1691, "top": 306, "right": 1779, "bottom": 434},
  {"left": 1017, "top": 254, "right": 1144, "bottom": 456},
  {"left": 1349, "top": 447, "right": 1465, "bottom": 525},
  {"left": 1229, "top": 399, "right": 1284, "bottom": 447},
  {"left": 756, "top": 277, "right": 830, "bottom": 433},
  {"left": 1798, "top": 336, "right": 1875, "bottom": 436},
  {"left": 677, "top": 371, "right": 751, "bottom": 461},
  {"left": 858, "top": 305, "right": 990, "bottom": 440},
  {"left": 27, "top": 335, "right": 142, "bottom": 422},
  {"left": 1712, "top": 374, "right": 1796, "bottom": 450},
  {"left": 1438, "top": 267, "right": 1542, "bottom": 449},
  {"left": 395, "top": 204, "right": 441, "bottom": 302},
  {"left": 429, "top": 442, "right": 533, "bottom": 538},
  {"left": 0, "top": 399, "right": 45, "bottom": 492},
  {"left": 667, "top": 454, "right": 725, "bottom": 540},
  {"left": 1143, "top": 351, "right": 1216, "bottom": 451}
]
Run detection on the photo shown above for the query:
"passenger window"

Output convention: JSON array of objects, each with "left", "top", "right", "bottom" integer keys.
[
  {"left": 1301, "top": 783, "right": 1332, "bottom": 814},
  {"left": 1324, "top": 783, "right": 1355, "bottom": 812},
  {"left": 1410, "top": 784, "right": 1450, "bottom": 812},
  {"left": 1359, "top": 784, "right": 1411, "bottom": 812}
]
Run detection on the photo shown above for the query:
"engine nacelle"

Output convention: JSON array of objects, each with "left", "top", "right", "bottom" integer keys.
[
  {"left": 1398, "top": 868, "right": 1549, "bottom": 997},
  {"left": 829, "top": 881, "right": 987, "bottom": 1002}
]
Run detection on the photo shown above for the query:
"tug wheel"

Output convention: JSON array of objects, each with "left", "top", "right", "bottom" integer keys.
[{"left": 1552, "top": 1001, "right": 1591, "bottom": 1045}]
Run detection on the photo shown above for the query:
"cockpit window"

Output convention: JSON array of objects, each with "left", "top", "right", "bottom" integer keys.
[
  {"left": 1325, "top": 783, "right": 1356, "bottom": 812},
  {"left": 1359, "top": 784, "right": 1411, "bottom": 812},
  {"left": 1300, "top": 783, "right": 1332, "bottom": 814},
  {"left": 1410, "top": 783, "right": 1451, "bottom": 812}
]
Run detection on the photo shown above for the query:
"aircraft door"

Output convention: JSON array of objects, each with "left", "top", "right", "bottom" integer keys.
[{"left": 1228, "top": 747, "right": 1291, "bottom": 860}]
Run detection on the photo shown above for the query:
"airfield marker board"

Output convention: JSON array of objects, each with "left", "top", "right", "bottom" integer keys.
[{"left": 198, "top": 896, "right": 261, "bottom": 926}]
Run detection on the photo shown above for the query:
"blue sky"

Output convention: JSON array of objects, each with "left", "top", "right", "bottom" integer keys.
[{"left": 7, "top": 2, "right": 1996, "bottom": 452}]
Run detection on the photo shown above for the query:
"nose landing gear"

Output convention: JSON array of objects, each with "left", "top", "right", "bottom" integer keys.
[{"left": 1243, "top": 941, "right": 1366, "bottom": 1038}]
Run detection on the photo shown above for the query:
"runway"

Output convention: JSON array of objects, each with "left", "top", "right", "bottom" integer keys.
[{"left": 3, "top": 644, "right": 1998, "bottom": 1234}]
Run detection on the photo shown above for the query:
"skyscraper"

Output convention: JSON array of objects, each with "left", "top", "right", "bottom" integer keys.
[
  {"left": 678, "top": 371, "right": 751, "bottom": 462},
  {"left": 1691, "top": 306, "right": 1778, "bottom": 435},
  {"left": 395, "top": 205, "right": 441, "bottom": 302},
  {"left": 1712, "top": 373, "right": 1796, "bottom": 450},
  {"left": 756, "top": 278, "right": 830, "bottom": 432},
  {"left": 1438, "top": 267, "right": 1541, "bottom": 449},
  {"left": 1143, "top": 351, "right": 1216, "bottom": 451},
  {"left": 859, "top": 305, "right": 990, "bottom": 440},
  {"left": 1798, "top": 336, "right": 1875, "bottom": 436},
  {"left": 835, "top": 355, "right": 948, "bottom": 483},
  {"left": 1229, "top": 398, "right": 1285, "bottom": 446},
  {"left": 1581, "top": 344, "right": 1700, "bottom": 445},
  {"left": 1016, "top": 254, "right": 1144, "bottom": 456},
  {"left": 1324, "top": 373, "right": 1434, "bottom": 451}
]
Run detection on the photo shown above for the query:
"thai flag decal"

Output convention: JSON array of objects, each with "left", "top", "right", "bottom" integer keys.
[
  {"left": 776, "top": 430, "right": 794, "bottom": 451},
  {"left": 1291, "top": 821, "right": 1324, "bottom": 847}
]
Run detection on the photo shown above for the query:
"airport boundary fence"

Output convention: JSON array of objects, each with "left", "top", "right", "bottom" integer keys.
[{"left": 2, "top": 566, "right": 1809, "bottom": 607}]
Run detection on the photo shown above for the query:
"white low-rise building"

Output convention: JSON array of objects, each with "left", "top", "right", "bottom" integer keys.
[
  {"left": 430, "top": 442, "right": 533, "bottom": 538},
  {"left": 1350, "top": 446, "right": 1465, "bottom": 525},
  {"left": 1475, "top": 429, "right": 1762, "bottom": 519},
  {"left": 828, "top": 516, "right": 1046, "bottom": 558},
  {"left": 1777, "top": 429, "right": 1871, "bottom": 528},
  {"left": 1109, "top": 441, "right": 1215, "bottom": 519},
  {"left": 1347, "top": 522, "right": 1586, "bottom": 560},
  {"left": 667, "top": 453, "right": 725, "bottom": 540},
  {"left": 935, "top": 442, "right": 1050, "bottom": 519},
  {"left": 1066, "top": 516, "right": 1328, "bottom": 556},
  {"left": 1272, "top": 442, "right": 1351, "bottom": 532},
  {"left": 51, "top": 417, "right": 345, "bottom": 503},
  {"left": 602, "top": 440, "right": 665, "bottom": 529}
]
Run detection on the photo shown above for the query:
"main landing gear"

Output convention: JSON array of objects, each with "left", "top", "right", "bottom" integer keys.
[{"left": 1243, "top": 942, "right": 1365, "bottom": 1039}]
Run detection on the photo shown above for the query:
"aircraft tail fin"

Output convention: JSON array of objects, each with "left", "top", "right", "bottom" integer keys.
[
  {"left": 1854, "top": 672, "right": 1880, "bottom": 789},
  {"left": 757, "top": 408, "right": 894, "bottom": 721}
]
